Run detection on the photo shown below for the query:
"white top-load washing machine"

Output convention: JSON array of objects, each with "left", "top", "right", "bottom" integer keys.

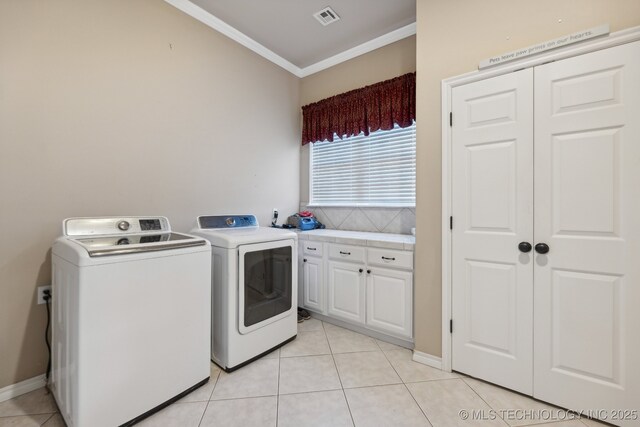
[
  {"left": 51, "top": 217, "right": 211, "bottom": 427},
  {"left": 191, "top": 215, "right": 297, "bottom": 371}
]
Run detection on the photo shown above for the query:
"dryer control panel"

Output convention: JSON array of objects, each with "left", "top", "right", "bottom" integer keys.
[{"left": 198, "top": 215, "right": 258, "bottom": 229}]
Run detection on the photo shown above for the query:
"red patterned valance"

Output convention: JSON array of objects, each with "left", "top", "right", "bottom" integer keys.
[{"left": 301, "top": 72, "right": 416, "bottom": 145}]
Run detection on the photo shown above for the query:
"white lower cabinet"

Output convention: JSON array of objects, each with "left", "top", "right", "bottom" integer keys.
[
  {"left": 366, "top": 267, "right": 412, "bottom": 338},
  {"left": 327, "top": 260, "right": 366, "bottom": 324},
  {"left": 302, "top": 256, "right": 323, "bottom": 313},
  {"left": 298, "top": 237, "right": 414, "bottom": 341}
]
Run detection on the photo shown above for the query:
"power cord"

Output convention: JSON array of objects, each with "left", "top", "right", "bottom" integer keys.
[{"left": 43, "top": 289, "right": 52, "bottom": 382}]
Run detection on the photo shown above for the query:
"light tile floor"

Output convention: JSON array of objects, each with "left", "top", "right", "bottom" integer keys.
[{"left": 0, "top": 319, "right": 611, "bottom": 427}]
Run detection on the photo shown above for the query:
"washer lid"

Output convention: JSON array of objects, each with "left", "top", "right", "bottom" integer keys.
[
  {"left": 61, "top": 216, "right": 206, "bottom": 257},
  {"left": 72, "top": 232, "right": 206, "bottom": 257}
]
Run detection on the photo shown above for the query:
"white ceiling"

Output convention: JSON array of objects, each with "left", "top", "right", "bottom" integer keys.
[{"left": 165, "top": 0, "right": 416, "bottom": 77}]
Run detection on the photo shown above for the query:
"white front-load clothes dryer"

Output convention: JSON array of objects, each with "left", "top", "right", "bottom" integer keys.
[
  {"left": 51, "top": 217, "right": 211, "bottom": 427},
  {"left": 191, "top": 215, "right": 297, "bottom": 371}
]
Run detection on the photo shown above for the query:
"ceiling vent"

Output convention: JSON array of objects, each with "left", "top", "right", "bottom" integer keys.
[{"left": 313, "top": 7, "right": 340, "bottom": 26}]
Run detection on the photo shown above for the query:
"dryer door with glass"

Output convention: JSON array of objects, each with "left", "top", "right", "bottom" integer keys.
[{"left": 238, "top": 239, "right": 296, "bottom": 334}]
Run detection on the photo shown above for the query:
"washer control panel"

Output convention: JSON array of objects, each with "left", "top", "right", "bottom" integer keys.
[
  {"left": 198, "top": 215, "right": 258, "bottom": 229},
  {"left": 64, "top": 217, "right": 169, "bottom": 236},
  {"left": 139, "top": 218, "right": 162, "bottom": 231}
]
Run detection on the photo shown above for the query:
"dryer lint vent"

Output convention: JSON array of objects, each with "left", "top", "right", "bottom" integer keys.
[{"left": 313, "top": 7, "right": 340, "bottom": 26}]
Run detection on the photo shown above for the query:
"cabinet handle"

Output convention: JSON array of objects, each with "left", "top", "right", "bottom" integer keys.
[
  {"left": 303, "top": 258, "right": 307, "bottom": 262},
  {"left": 367, "top": 269, "right": 371, "bottom": 274},
  {"left": 307, "top": 247, "right": 316, "bottom": 251},
  {"left": 381, "top": 256, "right": 396, "bottom": 261},
  {"left": 339, "top": 251, "right": 351, "bottom": 255},
  {"left": 359, "top": 268, "right": 363, "bottom": 273}
]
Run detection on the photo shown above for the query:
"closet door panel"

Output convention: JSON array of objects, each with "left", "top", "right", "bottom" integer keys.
[
  {"left": 451, "top": 68, "right": 534, "bottom": 394},
  {"left": 534, "top": 41, "right": 640, "bottom": 426}
]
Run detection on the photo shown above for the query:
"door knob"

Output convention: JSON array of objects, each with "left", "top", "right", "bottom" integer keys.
[
  {"left": 535, "top": 243, "right": 550, "bottom": 254},
  {"left": 303, "top": 258, "right": 307, "bottom": 262},
  {"left": 518, "top": 242, "right": 532, "bottom": 253}
]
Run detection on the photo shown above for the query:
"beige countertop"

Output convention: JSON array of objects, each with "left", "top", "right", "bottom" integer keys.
[{"left": 296, "top": 229, "right": 415, "bottom": 250}]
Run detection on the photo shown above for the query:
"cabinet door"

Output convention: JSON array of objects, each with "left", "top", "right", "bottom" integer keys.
[
  {"left": 327, "top": 261, "right": 365, "bottom": 324},
  {"left": 533, "top": 41, "right": 640, "bottom": 424},
  {"left": 366, "top": 267, "right": 412, "bottom": 338},
  {"left": 451, "top": 68, "right": 534, "bottom": 394},
  {"left": 302, "top": 256, "right": 324, "bottom": 313}
]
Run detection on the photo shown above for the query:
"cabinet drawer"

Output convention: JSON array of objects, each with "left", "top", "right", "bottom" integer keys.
[
  {"left": 302, "top": 242, "right": 323, "bottom": 256},
  {"left": 328, "top": 244, "right": 365, "bottom": 263},
  {"left": 367, "top": 247, "right": 413, "bottom": 270}
]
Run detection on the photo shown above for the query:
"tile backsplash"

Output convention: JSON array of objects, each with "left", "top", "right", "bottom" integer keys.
[{"left": 298, "top": 204, "right": 415, "bottom": 235}]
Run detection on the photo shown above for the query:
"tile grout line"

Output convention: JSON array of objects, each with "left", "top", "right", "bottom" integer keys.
[
  {"left": 281, "top": 348, "right": 382, "bottom": 358},
  {"left": 333, "top": 208, "right": 353, "bottom": 229},
  {"left": 333, "top": 379, "right": 457, "bottom": 392},
  {"left": 374, "top": 340, "right": 403, "bottom": 381},
  {"left": 360, "top": 208, "right": 382, "bottom": 232},
  {"left": 403, "top": 382, "right": 435, "bottom": 427},
  {"left": 323, "top": 321, "right": 357, "bottom": 427},
  {"left": 196, "top": 401, "right": 210, "bottom": 427},
  {"left": 0, "top": 412, "right": 58, "bottom": 420},
  {"left": 275, "top": 349, "right": 282, "bottom": 427},
  {"left": 207, "top": 393, "right": 278, "bottom": 402},
  {"left": 195, "top": 368, "right": 222, "bottom": 427},
  {"left": 365, "top": 208, "right": 404, "bottom": 233},
  {"left": 381, "top": 208, "right": 404, "bottom": 233},
  {"left": 316, "top": 207, "right": 336, "bottom": 229},
  {"left": 207, "top": 370, "right": 220, "bottom": 400},
  {"left": 40, "top": 413, "right": 55, "bottom": 426},
  {"left": 517, "top": 419, "right": 590, "bottom": 427},
  {"left": 459, "top": 377, "right": 511, "bottom": 426},
  {"left": 377, "top": 340, "right": 434, "bottom": 426}
]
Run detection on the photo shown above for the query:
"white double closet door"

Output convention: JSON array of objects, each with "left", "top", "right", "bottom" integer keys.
[{"left": 451, "top": 40, "right": 639, "bottom": 425}]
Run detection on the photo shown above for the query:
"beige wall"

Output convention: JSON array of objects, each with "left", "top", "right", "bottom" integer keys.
[
  {"left": 0, "top": 0, "right": 300, "bottom": 388},
  {"left": 300, "top": 36, "right": 417, "bottom": 107},
  {"left": 299, "top": 36, "right": 417, "bottom": 202},
  {"left": 414, "top": 0, "right": 640, "bottom": 356},
  {"left": 4, "top": 0, "right": 639, "bottom": 391}
]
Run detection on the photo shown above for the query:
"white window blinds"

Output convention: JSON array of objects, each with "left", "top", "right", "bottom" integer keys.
[{"left": 310, "top": 123, "right": 416, "bottom": 207}]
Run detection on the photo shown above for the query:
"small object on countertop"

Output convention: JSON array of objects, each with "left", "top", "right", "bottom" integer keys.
[
  {"left": 298, "top": 217, "right": 317, "bottom": 231},
  {"left": 288, "top": 212, "right": 325, "bottom": 230}
]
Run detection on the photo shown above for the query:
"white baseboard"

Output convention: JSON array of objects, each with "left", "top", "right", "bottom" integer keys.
[
  {"left": 412, "top": 351, "right": 443, "bottom": 370},
  {"left": 0, "top": 375, "right": 46, "bottom": 403}
]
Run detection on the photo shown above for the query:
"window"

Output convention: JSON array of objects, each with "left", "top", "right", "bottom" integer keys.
[{"left": 310, "top": 123, "right": 416, "bottom": 207}]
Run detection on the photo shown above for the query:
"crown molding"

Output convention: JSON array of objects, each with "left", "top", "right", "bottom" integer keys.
[
  {"left": 164, "top": 0, "right": 301, "bottom": 75},
  {"left": 164, "top": 0, "right": 415, "bottom": 78},
  {"left": 298, "top": 22, "right": 416, "bottom": 77}
]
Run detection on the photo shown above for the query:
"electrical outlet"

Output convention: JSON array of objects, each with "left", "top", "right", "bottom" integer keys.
[{"left": 37, "top": 285, "right": 51, "bottom": 305}]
